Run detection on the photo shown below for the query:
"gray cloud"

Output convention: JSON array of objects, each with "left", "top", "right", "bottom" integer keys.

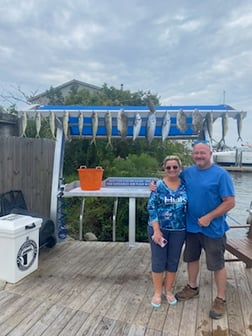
[{"left": 0, "top": 0, "right": 252, "bottom": 145}]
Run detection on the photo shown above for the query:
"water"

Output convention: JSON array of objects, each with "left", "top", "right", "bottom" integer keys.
[{"left": 226, "top": 172, "right": 252, "bottom": 237}]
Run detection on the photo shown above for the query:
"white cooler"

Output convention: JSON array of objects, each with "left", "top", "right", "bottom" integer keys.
[{"left": 0, "top": 213, "right": 42, "bottom": 283}]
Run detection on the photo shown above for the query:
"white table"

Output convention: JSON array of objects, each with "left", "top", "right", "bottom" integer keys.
[{"left": 62, "top": 180, "right": 151, "bottom": 247}]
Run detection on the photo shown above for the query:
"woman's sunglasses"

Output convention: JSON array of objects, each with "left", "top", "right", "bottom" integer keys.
[{"left": 165, "top": 165, "right": 179, "bottom": 170}]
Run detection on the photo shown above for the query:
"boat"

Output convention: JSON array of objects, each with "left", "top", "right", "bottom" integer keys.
[{"left": 213, "top": 145, "right": 252, "bottom": 167}]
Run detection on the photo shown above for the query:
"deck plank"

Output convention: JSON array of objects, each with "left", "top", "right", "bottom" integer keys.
[
  {"left": 233, "top": 262, "right": 252, "bottom": 335},
  {"left": 0, "top": 294, "right": 31, "bottom": 326},
  {"left": 162, "top": 253, "right": 186, "bottom": 336},
  {"left": 23, "top": 304, "right": 65, "bottom": 336},
  {"left": 57, "top": 310, "right": 90, "bottom": 336},
  {"left": 104, "top": 245, "right": 151, "bottom": 321},
  {"left": 76, "top": 243, "right": 135, "bottom": 313},
  {"left": 118, "top": 270, "right": 151, "bottom": 324},
  {"left": 59, "top": 242, "right": 121, "bottom": 311},
  {"left": 33, "top": 306, "right": 77, "bottom": 336},
  {"left": 195, "top": 252, "right": 213, "bottom": 336},
  {"left": 1, "top": 240, "right": 252, "bottom": 336},
  {"left": 74, "top": 313, "right": 106, "bottom": 336},
  {"left": 0, "top": 297, "right": 42, "bottom": 336},
  {"left": 108, "top": 321, "right": 132, "bottom": 335},
  {"left": 6, "top": 301, "right": 52, "bottom": 336}
]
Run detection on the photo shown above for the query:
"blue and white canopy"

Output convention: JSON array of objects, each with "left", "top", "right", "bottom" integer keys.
[{"left": 24, "top": 104, "right": 245, "bottom": 139}]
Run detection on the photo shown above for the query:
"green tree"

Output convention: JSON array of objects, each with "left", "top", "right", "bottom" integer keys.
[
  {"left": 45, "top": 86, "right": 64, "bottom": 105},
  {"left": 63, "top": 83, "right": 159, "bottom": 107}
]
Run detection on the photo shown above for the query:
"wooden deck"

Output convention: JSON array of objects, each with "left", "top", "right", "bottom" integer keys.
[{"left": 0, "top": 239, "right": 252, "bottom": 336}]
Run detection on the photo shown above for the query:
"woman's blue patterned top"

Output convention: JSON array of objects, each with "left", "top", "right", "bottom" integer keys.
[{"left": 147, "top": 179, "right": 188, "bottom": 231}]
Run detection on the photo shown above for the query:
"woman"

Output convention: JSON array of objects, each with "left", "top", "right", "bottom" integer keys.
[{"left": 147, "top": 155, "right": 187, "bottom": 308}]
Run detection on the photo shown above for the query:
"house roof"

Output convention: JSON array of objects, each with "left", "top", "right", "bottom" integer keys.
[{"left": 29, "top": 79, "right": 101, "bottom": 103}]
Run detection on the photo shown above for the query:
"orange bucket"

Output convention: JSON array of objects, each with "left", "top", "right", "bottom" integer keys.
[{"left": 77, "top": 166, "right": 104, "bottom": 190}]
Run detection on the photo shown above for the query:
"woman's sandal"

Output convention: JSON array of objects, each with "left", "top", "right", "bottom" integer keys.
[
  {"left": 151, "top": 296, "right": 162, "bottom": 308},
  {"left": 166, "top": 294, "right": 177, "bottom": 305}
]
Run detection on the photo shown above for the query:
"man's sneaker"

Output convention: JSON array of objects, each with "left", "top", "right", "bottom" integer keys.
[
  {"left": 175, "top": 284, "right": 199, "bottom": 301},
  {"left": 209, "top": 297, "right": 226, "bottom": 319}
]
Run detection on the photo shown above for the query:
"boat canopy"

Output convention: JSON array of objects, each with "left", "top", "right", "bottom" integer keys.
[{"left": 24, "top": 104, "right": 246, "bottom": 139}]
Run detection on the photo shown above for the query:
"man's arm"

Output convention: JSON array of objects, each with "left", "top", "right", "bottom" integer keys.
[{"left": 198, "top": 196, "right": 235, "bottom": 227}]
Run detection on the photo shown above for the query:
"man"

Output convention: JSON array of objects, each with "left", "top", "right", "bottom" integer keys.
[{"left": 150, "top": 141, "right": 235, "bottom": 319}]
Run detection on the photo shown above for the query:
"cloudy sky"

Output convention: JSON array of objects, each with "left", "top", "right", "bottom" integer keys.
[{"left": 1, "top": 0, "right": 252, "bottom": 146}]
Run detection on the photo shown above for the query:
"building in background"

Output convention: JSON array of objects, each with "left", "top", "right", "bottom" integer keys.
[
  {"left": 0, "top": 112, "right": 18, "bottom": 136},
  {"left": 29, "top": 79, "right": 101, "bottom": 105}
]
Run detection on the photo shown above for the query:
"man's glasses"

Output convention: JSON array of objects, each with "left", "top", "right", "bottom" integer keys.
[
  {"left": 165, "top": 165, "right": 179, "bottom": 170},
  {"left": 193, "top": 140, "right": 210, "bottom": 145}
]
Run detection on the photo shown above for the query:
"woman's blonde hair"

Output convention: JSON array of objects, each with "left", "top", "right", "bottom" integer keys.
[{"left": 162, "top": 155, "right": 182, "bottom": 169}]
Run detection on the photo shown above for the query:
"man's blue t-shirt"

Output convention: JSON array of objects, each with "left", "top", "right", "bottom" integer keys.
[{"left": 181, "top": 164, "right": 235, "bottom": 238}]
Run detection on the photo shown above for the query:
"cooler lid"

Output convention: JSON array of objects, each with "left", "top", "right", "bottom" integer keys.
[{"left": 0, "top": 214, "right": 42, "bottom": 235}]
